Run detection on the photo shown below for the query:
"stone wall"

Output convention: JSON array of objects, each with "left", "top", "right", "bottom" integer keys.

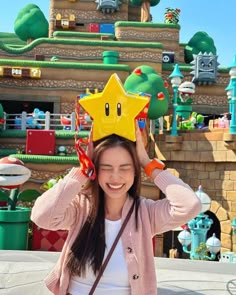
[
  {"left": 115, "top": 25, "right": 180, "bottom": 62},
  {"left": 149, "top": 129, "right": 236, "bottom": 253},
  {"left": 0, "top": 41, "right": 163, "bottom": 71}
]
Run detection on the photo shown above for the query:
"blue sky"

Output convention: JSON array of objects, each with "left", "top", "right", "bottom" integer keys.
[{"left": 0, "top": 0, "right": 235, "bottom": 67}]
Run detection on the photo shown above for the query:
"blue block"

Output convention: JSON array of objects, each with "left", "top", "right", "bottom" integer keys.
[{"left": 100, "top": 23, "right": 114, "bottom": 34}]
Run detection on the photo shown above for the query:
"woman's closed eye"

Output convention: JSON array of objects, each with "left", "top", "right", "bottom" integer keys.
[
  {"left": 100, "top": 167, "right": 113, "bottom": 171},
  {"left": 99, "top": 165, "right": 133, "bottom": 172},
  {"left": 120, "top": 167, "right": 132, "bottom": 172}
]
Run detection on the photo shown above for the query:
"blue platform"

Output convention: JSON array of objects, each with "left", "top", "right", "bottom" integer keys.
[{"left": 100, "top": 23, "right": 115, "bottom": 34}]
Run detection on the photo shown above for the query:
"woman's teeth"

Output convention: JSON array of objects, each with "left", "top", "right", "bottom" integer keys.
[{"left": 108, "top": 184, "right": 123, "bottom": 189}]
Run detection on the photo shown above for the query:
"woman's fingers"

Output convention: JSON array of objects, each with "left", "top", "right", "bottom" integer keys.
[{"left": 135, "top": 120, "right": 150, "bottom": 168}]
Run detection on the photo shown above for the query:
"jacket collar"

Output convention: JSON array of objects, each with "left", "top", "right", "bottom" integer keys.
[{"left": 121, "top": 195, "right": 135, "bottom": 220}]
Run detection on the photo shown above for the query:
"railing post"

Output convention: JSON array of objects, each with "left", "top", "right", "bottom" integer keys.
[
  {"left": 71, "top": 112, "right": 76, "bottom": 131},
  {"left": 21, "top": 112, "right": 27, "bottom": 130},
  {"left": 3, "top": 112, "right": 7, "bottom": 130},
  {"left": 45, "top": 111, "right": 50, "bottom": 130}
]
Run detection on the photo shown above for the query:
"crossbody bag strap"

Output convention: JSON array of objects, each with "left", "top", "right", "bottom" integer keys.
[{"left": 88, "top": 200, "right": 135, "bottom": 295}]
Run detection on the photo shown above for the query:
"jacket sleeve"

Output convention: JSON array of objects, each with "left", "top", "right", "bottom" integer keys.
[
  {"left": 31, "top": 168, "right": 89, "bottom": 231},
  {"left": 144, "top": 170, "right": 202, "bottom": 235}
]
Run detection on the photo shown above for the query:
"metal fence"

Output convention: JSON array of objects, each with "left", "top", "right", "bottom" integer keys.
[{"left": 3, "top": 111, "right": 78, "bottom": 131}]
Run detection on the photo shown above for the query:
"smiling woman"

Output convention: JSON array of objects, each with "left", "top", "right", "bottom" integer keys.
[{"left": 31, "top": 124, "right": 201, "bottom": 295}]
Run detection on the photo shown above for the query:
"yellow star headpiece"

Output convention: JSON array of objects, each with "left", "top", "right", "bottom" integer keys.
[{"left": 79, "top": 73, "right": 150, "bottom": 142}]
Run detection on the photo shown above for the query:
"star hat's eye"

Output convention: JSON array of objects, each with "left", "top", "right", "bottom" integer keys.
[
  {"left": 105, "top": 103, "right": 109, "bottom": 116},
  {"left": 117, "top": 103, "right": 121, "bottom": 116}
]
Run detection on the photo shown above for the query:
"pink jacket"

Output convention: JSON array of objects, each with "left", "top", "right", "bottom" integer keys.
[{"left": 31, "top": 168, "right": 201, "bottom": 295}]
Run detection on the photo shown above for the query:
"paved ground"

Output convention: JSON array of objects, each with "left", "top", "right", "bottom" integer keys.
[
  {"left": 155, "top": 258, "right": 236, "bottom": 295},
  {"left": 0, "top": 250, "right": 235, "bottom": 295}
]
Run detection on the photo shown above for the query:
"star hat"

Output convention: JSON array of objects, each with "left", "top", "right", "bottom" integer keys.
[{"left": 79, "top": 73, "right": 150, "bottom": 142}]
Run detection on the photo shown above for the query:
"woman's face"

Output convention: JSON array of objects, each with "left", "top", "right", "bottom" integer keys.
[{"left": 98, "top": 146, "right": 135, "bottom": 201}]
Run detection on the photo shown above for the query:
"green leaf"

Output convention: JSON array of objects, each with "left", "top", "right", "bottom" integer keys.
[
  {"left": 17, "top": 189, "right": 41, "bottom": 202},
  {"left": 177, "top": 97, "right": 182, "bottom": 104},
  {"left": 0, "top": 190, "right": 8, "bottom": 202},
  {"left": 185, "top": 98, "right": 193, "bottom": 104}
]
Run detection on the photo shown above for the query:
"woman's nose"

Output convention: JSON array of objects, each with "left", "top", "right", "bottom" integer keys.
[{"left": 109, "top": 168, "right": 122, "bottom": 179}]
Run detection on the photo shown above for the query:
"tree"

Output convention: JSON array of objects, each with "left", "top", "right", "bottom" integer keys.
[
  {"left": 124, "top": 65, "right": 169, "bottom": 120},
  {"left": 130, "top": 0, "right": 160, "bottom": 22},
  {"left": 184, "top": 31, "right": 217, "bottom": 64},
  {"left": 14, "top": 4, "right": 49, "bottom": 43}
]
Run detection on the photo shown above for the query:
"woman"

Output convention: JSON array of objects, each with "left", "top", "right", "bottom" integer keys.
[{"left": 31, "top": 125, "right": 201, "bottom": 295}]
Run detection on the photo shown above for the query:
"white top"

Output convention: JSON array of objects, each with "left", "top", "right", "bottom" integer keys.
[{"left": 68, "top": 219, "right": 130, "bottom": 295}]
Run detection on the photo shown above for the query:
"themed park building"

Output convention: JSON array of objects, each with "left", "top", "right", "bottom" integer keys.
[{"left": 0, "top": 0, "right": 235, "bottom": 257}]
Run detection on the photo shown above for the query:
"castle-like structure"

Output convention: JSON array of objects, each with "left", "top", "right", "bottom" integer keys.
[{"left": 0, "top": 0, "right": 230, "bottom": 116}]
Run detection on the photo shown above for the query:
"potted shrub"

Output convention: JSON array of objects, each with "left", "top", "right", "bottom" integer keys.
[
  {"left": 176, "top": 81, "right": 195, "bottom": 120},
  {"left": 176, "top": 96, "right": 193, "bottom": 120},
  {"left": 0, "top": 156, "right": 41, "bottom": 250}
]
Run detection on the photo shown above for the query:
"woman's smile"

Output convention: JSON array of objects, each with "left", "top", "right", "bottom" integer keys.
[{"left": 107, "top": 183, "right": 124, "bottom": 190}]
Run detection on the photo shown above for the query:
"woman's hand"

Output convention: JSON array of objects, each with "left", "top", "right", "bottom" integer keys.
[{"left": 135, "top": 120, "right": 150, "bottom": 169}]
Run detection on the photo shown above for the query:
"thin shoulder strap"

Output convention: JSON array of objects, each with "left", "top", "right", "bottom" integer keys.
[{"left": 88, "top": 200, "right": 135, "bottom": 295}]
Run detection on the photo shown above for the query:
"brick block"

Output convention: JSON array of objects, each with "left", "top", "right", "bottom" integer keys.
[
  {"left": 100, "top": 23, "right": 115, "bottom": 34},
  {"left": 89, "top": 23, "right": 100, "bottom": 33},
  {"left": 26, "top": 130, "right": 55, "bottom": 155},
  {"left": 35, "top": 54, "right": 45, "bottom": 61}
]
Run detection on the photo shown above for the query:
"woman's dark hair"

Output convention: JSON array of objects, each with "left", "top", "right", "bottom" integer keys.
[{"left": 67, "top": 134, "right": 141, "bottom": 277}]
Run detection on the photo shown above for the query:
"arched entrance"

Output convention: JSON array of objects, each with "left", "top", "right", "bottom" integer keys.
[{"left": 163, "top": 209, "right": 222, "bottom": 259}]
